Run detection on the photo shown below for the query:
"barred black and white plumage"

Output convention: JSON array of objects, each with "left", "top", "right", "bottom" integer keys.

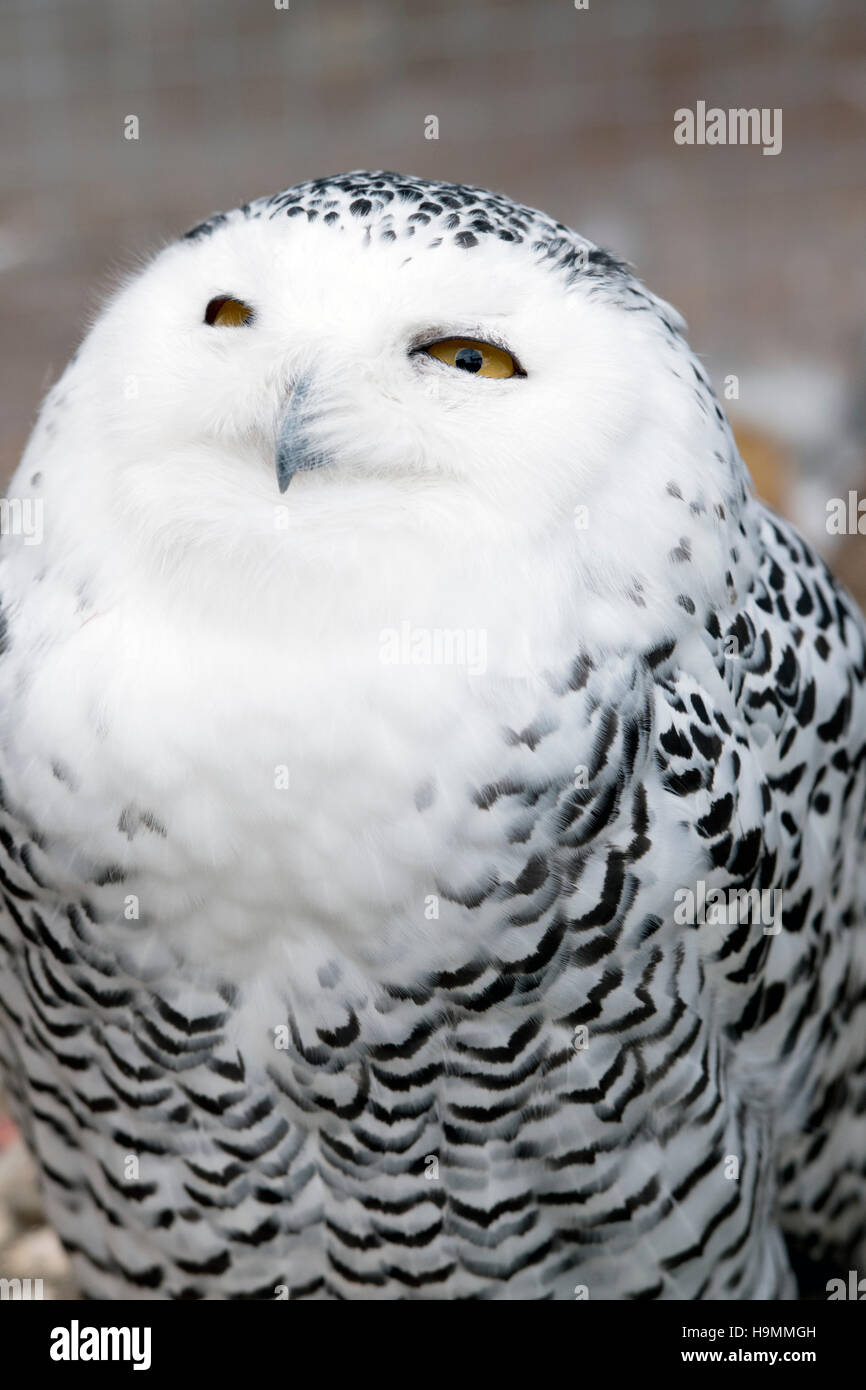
[{"left": 0, "top": 172, "right": 865, "bottom": 1300}]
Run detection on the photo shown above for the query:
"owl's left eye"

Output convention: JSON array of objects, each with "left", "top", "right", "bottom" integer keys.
[
  {"left": 204, "top": 296, "right": 255, "bottom": 327},
  {"left": 419, "top": 337, "right": 523, "bottom": 379}
]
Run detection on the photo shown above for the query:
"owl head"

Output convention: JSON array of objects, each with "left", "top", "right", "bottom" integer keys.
[{"left": 16, "top": 172, "right": 749, "bottom": 654}]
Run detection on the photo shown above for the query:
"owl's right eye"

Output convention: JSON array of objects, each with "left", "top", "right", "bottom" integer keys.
[{"left": 204, "top": 296, "right": 255, "bottom": 327}]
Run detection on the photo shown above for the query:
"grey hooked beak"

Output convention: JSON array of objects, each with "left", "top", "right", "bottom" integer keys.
[{"left": 275, "top": 373, "right": 330, "bottom": 493}]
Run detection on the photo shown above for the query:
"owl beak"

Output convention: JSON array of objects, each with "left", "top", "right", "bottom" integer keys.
[{"left": 275, "top": 373, "right": 328, "bottom": 493}]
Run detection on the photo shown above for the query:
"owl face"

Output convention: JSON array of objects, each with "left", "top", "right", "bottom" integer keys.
[
  {"left": 94, "top": 208, "right": 647, "bottom": 509},
  {"left": 26, "top": 174, "right": 744, "bottom": 647}
]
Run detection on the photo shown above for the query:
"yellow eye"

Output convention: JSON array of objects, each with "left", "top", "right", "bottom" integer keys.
[
  {"left": 423, "top": 337, "right": 519, "bottom": 379},
  {"left": 205, "top": 296, "right": 255, "bottom": 327}
]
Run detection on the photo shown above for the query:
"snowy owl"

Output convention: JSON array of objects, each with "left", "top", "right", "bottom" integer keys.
[{"left": 0, "top": 171, "right": 864, "bottom": 1301}]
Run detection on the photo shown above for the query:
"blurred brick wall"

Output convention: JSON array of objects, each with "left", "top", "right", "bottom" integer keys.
[{"left": 1, "top": 0, "right": 864, "bottom": 585}]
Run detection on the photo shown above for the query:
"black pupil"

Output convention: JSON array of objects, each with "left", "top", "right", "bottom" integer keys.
[{"left": 455, "top": 346, "right": 484, "bottom": 373}]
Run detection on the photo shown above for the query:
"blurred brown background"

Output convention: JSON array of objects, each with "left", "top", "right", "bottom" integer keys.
[{"left": 0, "top": 0, "right": 865, "bottom": 1294}]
